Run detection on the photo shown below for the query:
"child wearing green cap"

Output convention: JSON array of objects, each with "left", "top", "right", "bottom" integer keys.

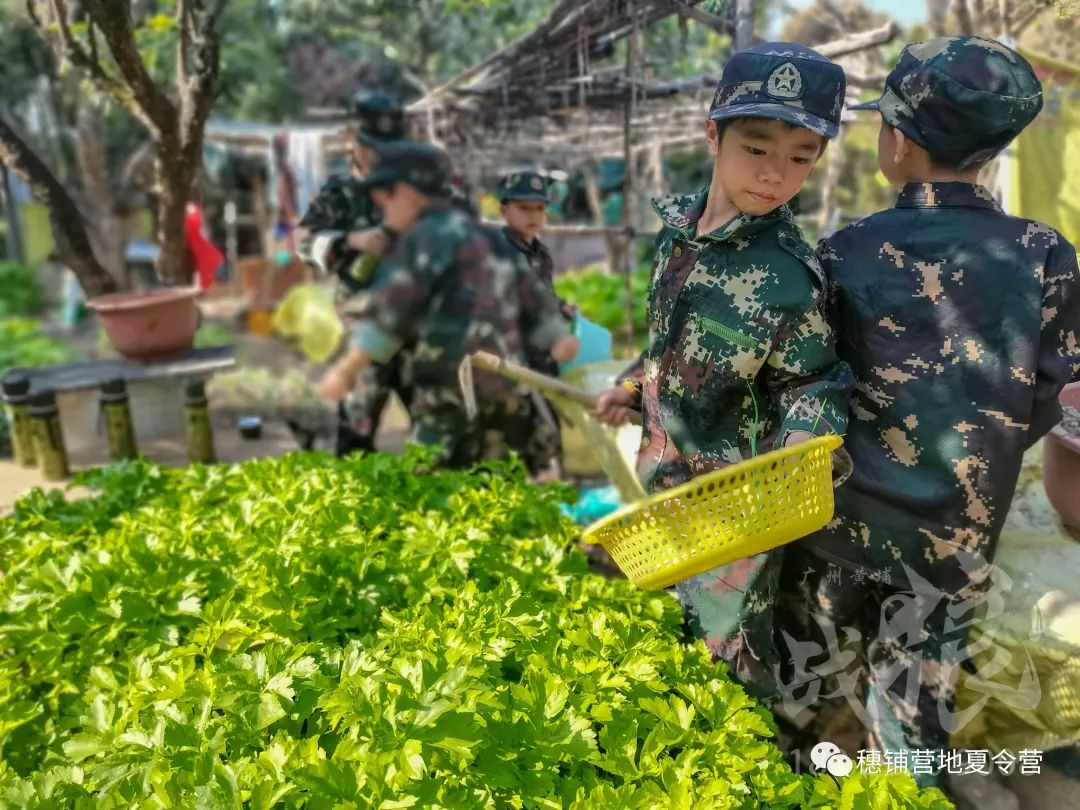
[
  {"left": 497, "top": 170, "right": 574, "bottom": 474},
  {"left": 593, "top": 43, "right": 853, "bottom": 698},
  {"left": 499, "top": 171, "right": 557, "bottom": 289},
  {"left": 778, "top": 36, "right": 1080, "bottom": 786}
]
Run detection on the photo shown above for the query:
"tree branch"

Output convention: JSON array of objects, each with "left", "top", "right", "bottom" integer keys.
[
  {"left": 0, "top": 111, "right": 117, "bottom": 297},
  {"left": 1012, "top": 2, "right": 1051, "bottom": 38},
  {"left": 42, "top": 0, "right": 135, "bottom": 115},
  {"left": 846, "top": 70, "right": 889, "bottom": 88},
  {"left": 816, "top": 21, "right": 900, "bottom": 59},
  {"left": 177, "top": 0, "right": 193, "bottom": 82},
  {"left": 81, "top": 0, "right": 178, "bottom": 135},
  {"left": 665, "top": 0, "right": 732, "bottom": 34},
  {"left": 953, "top": 0, "right": 976, "bottom": 32},
  {"left": 819, "top": 0, "right": 852, "bottom": 28},
  {"left": 177, "top": 0, "right": 225, "bottom": 167}
]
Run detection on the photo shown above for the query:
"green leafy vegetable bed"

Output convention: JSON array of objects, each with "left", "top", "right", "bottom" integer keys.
[
  {"left": 554, "top": 266, "right": 650, "bottom": 345},
  {"left": 0, "top": 451, "right": 952, "bottom": 808}
]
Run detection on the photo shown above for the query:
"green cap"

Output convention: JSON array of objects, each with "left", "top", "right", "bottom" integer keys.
[
  {"left": 349, "top": 89, "right": 406, "bottom": 146},
  {"left": 850, "top": 36, "right": 1043, "bottom": 167},
  {"left": 498, "top": 170, "right": 550, "bottom": 203},
  {"left": 362, "top": 141, "right": 453, "bottom": 198}
]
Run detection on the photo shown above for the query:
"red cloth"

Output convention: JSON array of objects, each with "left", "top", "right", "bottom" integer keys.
[{"left": 185, "top": 203, "right": 224, "bottom": 290}]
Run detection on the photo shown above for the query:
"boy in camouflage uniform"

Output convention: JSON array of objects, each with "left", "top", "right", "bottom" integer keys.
[
  {"left": 296, "top": 90, "right": 412, "bottom": 457},
  {"left": 498, "top": 170, "right": 575, "bottom": 473},
  {"left": 319, "top": 142, "right": 579, "bottom": 469},
  {"left": 777, "top": 37, "right": 1080, "bottom": 785},
  {"left": 594, "top": 44, "right": 852, "bottom": 695}
]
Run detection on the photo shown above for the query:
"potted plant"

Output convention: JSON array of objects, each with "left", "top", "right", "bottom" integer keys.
[{"left": 88, "top": 286, "right": 201, "bottom": 363}]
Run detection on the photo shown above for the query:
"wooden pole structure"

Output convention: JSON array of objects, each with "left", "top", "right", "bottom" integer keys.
[
  {"left": 1, "top": 166, "right": 25, "bottom": 264},
  {"left": 621, "top": 2, "right": 640, "bottom": 355},
  {"left": 735, "top": 0, "right": 756, "bottom": 53}
]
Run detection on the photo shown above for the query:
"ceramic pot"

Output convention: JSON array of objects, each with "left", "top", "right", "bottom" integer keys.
[{"left": 89, "top": 287, "right": 199, "bottom": 363}]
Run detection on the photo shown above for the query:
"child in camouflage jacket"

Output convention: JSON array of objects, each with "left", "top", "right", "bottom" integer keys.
[{"left": 594, "top": 43, "right": 853, "bottom": 697}]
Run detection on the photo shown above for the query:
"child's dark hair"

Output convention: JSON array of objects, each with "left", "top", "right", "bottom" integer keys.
[
  {"left": 711, "top": 117, "right": 829, "bottom": 157},
  {"left": 881, "top": 121, "right": 996, "bottom": 173},
  {"left": 928, "top": 150, "right": 998, "bottom": 173}
]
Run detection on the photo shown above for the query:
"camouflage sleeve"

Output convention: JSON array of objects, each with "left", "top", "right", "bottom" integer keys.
[
  {"left": 297, "top": 182, "right": 353, "bottom": 276},
  {"left": 345, "top": 234, "right": 441, "bottom": 363},
  {"left": 1030, "top": 238, "right": 1080, "bottom": 440},
  {"left": 765, "top": 294, "right": 853, "bottom": 445},
  {"left": 295, "top": 179, "right": 367, "bottom": 278},
  {"left": 517, "top": 258, "right": 572, "bottom": 354},
  {"left": 815, "top": 237, "right": 842, "bottom": 335}
]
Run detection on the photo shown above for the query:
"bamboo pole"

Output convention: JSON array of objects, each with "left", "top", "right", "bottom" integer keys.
[{"left": 621, "top": 2, "right": 640, "bottom": 353}]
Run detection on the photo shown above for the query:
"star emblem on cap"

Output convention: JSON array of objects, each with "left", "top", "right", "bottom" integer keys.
[{"left": 766, "top": 62, "right": 803, "bottom": 100}]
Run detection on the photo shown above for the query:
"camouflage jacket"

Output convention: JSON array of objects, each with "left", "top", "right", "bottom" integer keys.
[
  {"left": 297, "top": 175, "right": 381, "bottom": 294},
  {"left": 502, "top": 226, "right": 579, "bottom": 321},
  {"left": 631, "top": 188, "right": 852, "bottom": 494},
  {"left": 811, "top": 182, "right": 1080, "bottom": 592},
  {"left": 344, "top": 201, "right": 571, "bottom": 418},
  {"left": 503, "top": 227, "right": 555, "bottom": 289}
]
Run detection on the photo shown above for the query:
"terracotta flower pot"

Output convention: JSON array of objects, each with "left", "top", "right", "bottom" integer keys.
[
  {"left": 1044, "top": 382, "right": 1080, "bottom": 529},
  {"left": 89, "top": 287, "right": 200, "bottom": 364}
]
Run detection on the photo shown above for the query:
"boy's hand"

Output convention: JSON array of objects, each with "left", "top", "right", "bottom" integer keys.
[
  {"left": 551, "top": 334, "right": 580, "bottom": 364},
  {"left": 346, "top": 227, "right": 390, "bottom": 256},
  {"left": 784, "top": 430, "right": 814, "bottom": 447},
  {"left": 318, "top": 364, "right": 355, "bottom": 403},
  {"left": 593, "top": 386, "right": 637, "bottom": 426}
]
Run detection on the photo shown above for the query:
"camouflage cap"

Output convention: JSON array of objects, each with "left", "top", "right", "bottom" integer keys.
[
  {"left": 708, "top": 42, "right": 846, "bottom": 138},
  {"left": 349, "top": 89, "right": 406, "bottom": 146},
  {"left": 498, "top": 170, "right": 549, "bottom": 203},
  {"left": 362, "top": 141, "right": 453, "bottom": 198},
  {"left": 850, "top": 36, "right": 1043, "bottom": 167}
]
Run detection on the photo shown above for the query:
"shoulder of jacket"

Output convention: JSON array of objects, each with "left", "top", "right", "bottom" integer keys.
[{"left": 772, "top": 222, "right": 826, "bottom": 290}]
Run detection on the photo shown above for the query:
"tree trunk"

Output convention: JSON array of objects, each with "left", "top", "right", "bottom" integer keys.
[
  {"left": 953, "top": 0, "right": 976, "bottom": 32},
  {"left": 929, "top": 0, "right": 950, "bottom": 36},
  {"left": 817, "top": 126, "right": 846, "bottom": 237},
  {"left": 154, "top": 148, "right": 195, "bottom": 286},
  {"left": 735, "top": 0, "right": 756, "bottom": 52},
  {"left": 581, "top": 164, "right": 623, "bottom": 277},
  {"left": 0, "top": 113, "right": 117, "bottom": 298}
]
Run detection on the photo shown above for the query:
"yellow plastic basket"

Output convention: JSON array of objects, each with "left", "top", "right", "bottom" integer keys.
[{"left": 582, "top": 434, "right": 844, "bottom": 590}]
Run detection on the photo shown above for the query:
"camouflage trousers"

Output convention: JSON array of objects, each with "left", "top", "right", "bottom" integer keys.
[
  {"left": 337, "top": 356, "right": 413, "bottom": 457},
  {"left": 674, "top": 551, "right": 785, "bottom": 703},
  {"left": 677, "top": 543, "right": 972, "bottom": 789},
  {"left": 412, "top": 396, "right": 556, "bottom": 474}
]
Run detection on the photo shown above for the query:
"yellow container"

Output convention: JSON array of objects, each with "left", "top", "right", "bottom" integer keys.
[
  {"left": 247, "top": 309, "right": 275, "bottom": 337},
  {"left": 582, "top": 434, "right": 843, "bottom": 590}
]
